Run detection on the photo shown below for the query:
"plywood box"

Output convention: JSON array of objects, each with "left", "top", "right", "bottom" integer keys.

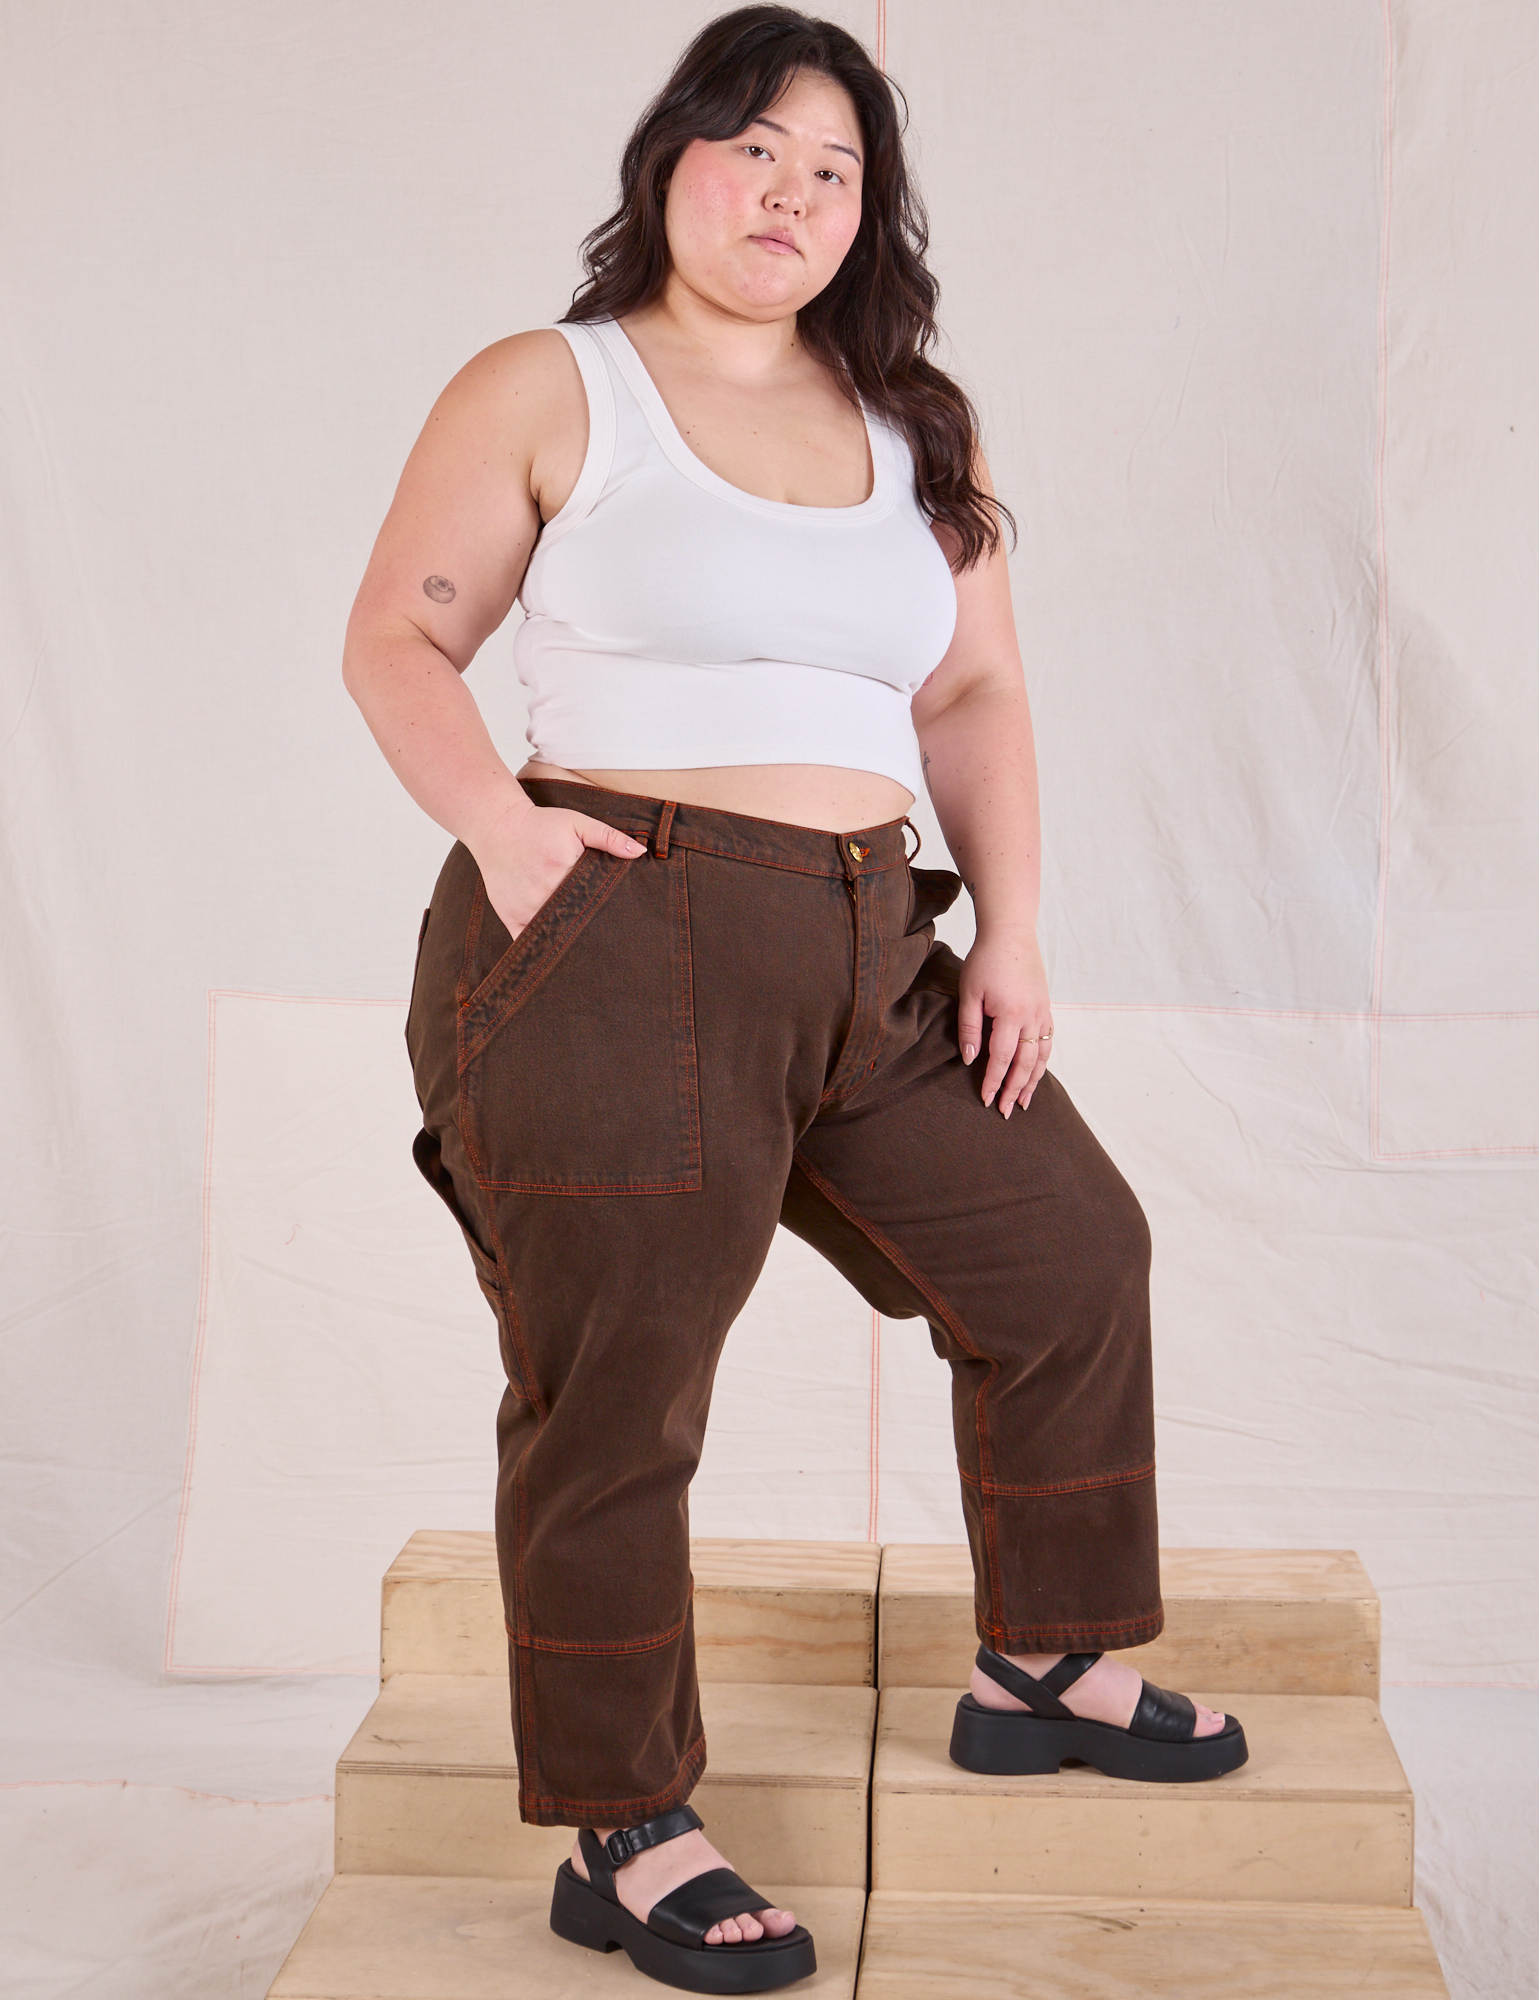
[
  {"left": 877, "top": 1546, "right": 1380, "bottom": 1697},
  {"left": 267, "top": 1874, "right": 866, "bottom": 1999},
  {"left": 337, "top": 1673, "right": 878, "bottom": 1890},
  {"left": 872, "top": 1686, "right": 1413, "bottom": 1906},
  {"left": 855, "top": 1890, "right": 1446, "bottom": 1998},
  {"left": 381, "top": 1531, "right": 880, "bottom": 1685}
]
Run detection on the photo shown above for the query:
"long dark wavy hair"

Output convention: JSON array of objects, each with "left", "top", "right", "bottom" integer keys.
[{"left": 562, "top": 4, "right": 1014, "bottom": 571}]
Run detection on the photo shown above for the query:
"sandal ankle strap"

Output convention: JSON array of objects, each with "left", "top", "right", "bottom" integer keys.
[
  {"left": 975, "top": 1644, "right": 1102, "bottom": 1719},
  {"left": 601, "top": 1803, "right": 703, "bottom": 1870}
]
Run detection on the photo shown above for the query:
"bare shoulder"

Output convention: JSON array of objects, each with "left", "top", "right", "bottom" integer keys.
[
  {"left": 422, "top": 327, "right": 587, "bottom": 517},
  {"left": 351, "top": 328, "right": 589, "bottom": 662},
  {"left": 434, "top": 326, "right": 583, "bottom": 430}
]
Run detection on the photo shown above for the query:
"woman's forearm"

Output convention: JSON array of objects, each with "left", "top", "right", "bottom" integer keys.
[
  {"left": 342, "top": 616, "right": 532, "bottom": 853},
  {"left": 915, "top": 680, "right": 1041, "bottom": 935}
]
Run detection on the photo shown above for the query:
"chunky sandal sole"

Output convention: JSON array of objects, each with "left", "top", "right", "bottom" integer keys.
[
  {"left": 550, "top": 1862, "right": 817, "bottom": 1994},
  {"left": 950, "top": 1693, "right": 1249, "bottom": 1783}
]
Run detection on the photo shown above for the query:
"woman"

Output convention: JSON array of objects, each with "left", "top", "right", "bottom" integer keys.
[{"left": 344, "top": 8, "right": 1247, "bottom": 1991}]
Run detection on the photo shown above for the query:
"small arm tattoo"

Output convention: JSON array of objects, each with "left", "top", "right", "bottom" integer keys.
[
  {"left": 922, "top": 750, "right": 932, "bottom": 795},
  {"left": 423, "top": 575, "right": 456, "bottom": 604}
]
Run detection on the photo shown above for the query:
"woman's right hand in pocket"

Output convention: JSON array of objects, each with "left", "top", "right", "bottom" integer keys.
[{"left": 469, "top": 802, "right": 646, "bottom": 939}]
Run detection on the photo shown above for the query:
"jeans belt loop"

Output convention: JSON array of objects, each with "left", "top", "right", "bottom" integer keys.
[{"left": 653, "top": 800, "right": 677, "bottom": 860}]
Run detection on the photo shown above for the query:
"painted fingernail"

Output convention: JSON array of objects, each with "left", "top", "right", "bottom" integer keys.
[{"left": 963, "top": 1043, "right": 976, "bottom": 1064}]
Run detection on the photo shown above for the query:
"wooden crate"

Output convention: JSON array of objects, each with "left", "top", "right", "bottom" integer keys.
[
  {"left": 872, "top": 1685, "right": 1413, "bottom": 1906},
  {"left": 877, "top": 1547, "right": 1380, "bottom": 1697},
  {"left": 855, "top": 1890, "right": 1446, "bottom": 1998},
  {"left": 381, "top": 1532, "right": 880, "bottom": 1685},
  {"left": 336, "top": 1673, "right": 878, "bottom": 1890},
  {"left": 268, "top": 1874, "right": 867, "bottom": 1999}
]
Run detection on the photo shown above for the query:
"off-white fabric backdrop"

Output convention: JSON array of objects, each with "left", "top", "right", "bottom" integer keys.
[{"left": 2, "top": 2, "right": 1535, "bottom": 1995}]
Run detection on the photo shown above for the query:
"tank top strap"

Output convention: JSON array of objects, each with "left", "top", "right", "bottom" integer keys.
[
  {"left": 541, "top": 321, "right": 619, "bottom": 545},
  {"left": 586, "top": 316, "right": 683, "bottom": 463}
]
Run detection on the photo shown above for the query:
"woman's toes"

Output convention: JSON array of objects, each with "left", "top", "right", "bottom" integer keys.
[
  {"left": 723, "top": 1908, "right": 796, "bottom": 1944},
  {"left": 702, "top": 1908, "right": 792, "bottom": 1945},
  {"left": 1193, "top": 1702, "right": 1227, "bottom": 1737}
]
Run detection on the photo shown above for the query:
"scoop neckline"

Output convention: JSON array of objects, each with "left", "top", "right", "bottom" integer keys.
[{"left": 592, "top": 316, "right": 895, "bottom": 524}]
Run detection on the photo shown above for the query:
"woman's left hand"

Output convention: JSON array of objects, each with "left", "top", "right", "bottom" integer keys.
[{"left": 958, "top": 926, "right": 1053, "bottom": 1118}]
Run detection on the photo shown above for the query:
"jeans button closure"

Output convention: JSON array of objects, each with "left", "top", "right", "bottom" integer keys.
[{"left": 847, "top": 841, "right": 870, "bottom": 863}]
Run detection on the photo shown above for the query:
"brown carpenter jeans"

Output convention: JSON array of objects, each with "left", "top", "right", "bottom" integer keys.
[{"left": 406, "top": 779, "right": 1163, "bottom": 1829}]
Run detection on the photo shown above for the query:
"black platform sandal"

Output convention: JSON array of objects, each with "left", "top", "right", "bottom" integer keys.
[
  {"left": 548, "top": 1803, "right": 817, "bottom": 1994},
  {"left": 950, "top": 1644, "right": 1249, "bottom": 1784}
]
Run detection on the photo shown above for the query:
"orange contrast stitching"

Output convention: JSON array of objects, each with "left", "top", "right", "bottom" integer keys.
[
  {"left": 665, "top": 836, "right": 906, "bottom": 881},
  {"left": 461, "top": 846, "right": 702, "bottom": 1197},
  {"left": 506, "top": 1606, "right": 692, "bottom": 1658},
  {"left": 984, "top": 1609, "right": 1164, "bottom": 1644},
  {"left": 457, "top": 876, "right": 485, "bottom": 1012},
  {"left": 958, "top": 1461, "right": 1156, "bottom": 1500},
  {"left": 458, "top": 857, "right": 624, "bottom": 1069},
  {"left": 475, "top": 1174, "right": 703, "bottom": 1196},
  {"left": 674, "top": 851, "right": 703, "bottom": 1170},
  {"left": 492, "top": 1231, "right": 546, "bottom": 1422},
  {"left": 525, "top": 1733, "right": 708, "bottom": 1820},
  {"left": 513, "top": 1452, "right": 537, "bottom": 1788},
  {"left": 818, "top": 868, "right": 884, "bottom": 1109},
  {"left": 788, "top": 1149, "right": 1005, "bottom": 1625}
]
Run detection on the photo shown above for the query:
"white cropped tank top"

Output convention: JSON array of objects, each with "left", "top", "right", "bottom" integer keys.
[{"left": 512, "top": 318, "right": 959, "bottom": 796}]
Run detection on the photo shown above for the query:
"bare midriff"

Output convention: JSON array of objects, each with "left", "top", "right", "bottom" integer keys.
[{"left": 517, "top": 759, "right": 914, "bottom": 835}]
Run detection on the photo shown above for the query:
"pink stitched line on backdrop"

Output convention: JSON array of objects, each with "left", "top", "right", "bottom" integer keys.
[
  {"left": 1374, "top": 1143, "right": 1539, "bottom": 1161},
  {"left": 0, "top": 1779, "right": 336, "bottom": 1804},
  {"left": 867, "top": 1309, "right": 882, "bottom": 1542},
  {"left": 1055, "top": 1002, "right": 1539, "bottom": 1025},
  {"left": 192, "top": 988, "right": 404, "bottom": 1009},
  {"left": 1369, "top": 0, "right": 1397, "bottom": 1160},
  {"left": 163, "top": 989, "right": 220, "bottom": 1672}
]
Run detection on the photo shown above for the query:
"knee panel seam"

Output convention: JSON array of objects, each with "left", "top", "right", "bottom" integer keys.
[
  {"left": 959, "top": 1460, "right": 1156, "bottom": 1500},
  {"left": 506, "top": 1606, "right": 693, "bottom": 1657},
  {"left": 520, "top": 1732, "right": 708, "bottom": 1826},
  {"left": 984, "top": 1609, "right": 1165, "bottom": 1649}
]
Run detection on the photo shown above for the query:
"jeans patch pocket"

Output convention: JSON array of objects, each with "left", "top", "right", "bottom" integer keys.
[{"left": 457, "top": 848, "right": 701, "bottom": 1194}]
